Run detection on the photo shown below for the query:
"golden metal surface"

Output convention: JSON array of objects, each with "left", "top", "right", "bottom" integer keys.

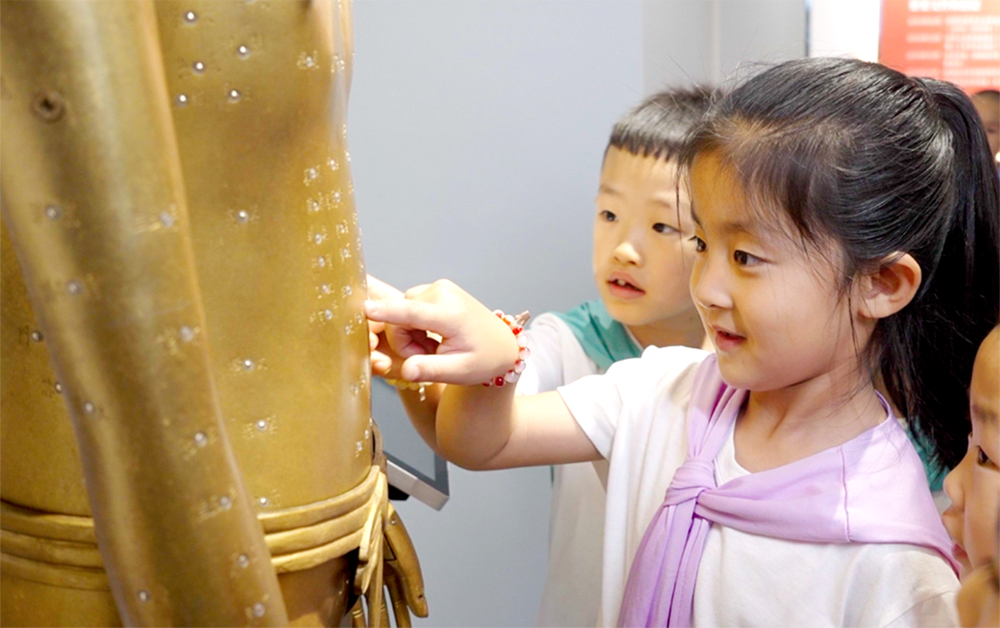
[{"left": 1, "top": 0, "right": 379, "bottom": 625}]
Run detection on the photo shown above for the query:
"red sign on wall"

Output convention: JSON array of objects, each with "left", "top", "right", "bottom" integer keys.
[{"left": 880, "top": 0, "right": 1000, "bottom": 93}]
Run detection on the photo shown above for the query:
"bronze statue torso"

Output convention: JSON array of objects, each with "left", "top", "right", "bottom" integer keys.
[{"left": 0, "top": 2, "right": 407, "bottom": 625}]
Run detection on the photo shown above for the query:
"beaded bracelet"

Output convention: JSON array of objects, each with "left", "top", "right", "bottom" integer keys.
[
  {"left": 384, "top": 377, "right": 430, "bottom": 402},
  {"left": 483, "top": 310, "right": 531, "bottom": 387}
]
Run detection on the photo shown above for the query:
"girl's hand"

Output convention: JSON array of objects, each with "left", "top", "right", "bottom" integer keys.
[
  {"left": 364, "top": 280, "right": 520, "bottom": 386},
  {"left": 366, "top": 275, "right": 406, "bottom": 376},
  {"left": 366, "top": 275, "right": 441, "bottom": 376}
]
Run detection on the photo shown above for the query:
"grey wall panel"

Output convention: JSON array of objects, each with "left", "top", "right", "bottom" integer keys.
[{"left": 350, "top": 2, "right": 642, "bottom": 626}]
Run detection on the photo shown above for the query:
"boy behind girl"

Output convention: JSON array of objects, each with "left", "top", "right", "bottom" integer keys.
[
  {"left": 368, "top": 87, "right": 713, "bottom": 627},
  {"left": 529, "top": 88, "right": 710, "bottom": 627}
]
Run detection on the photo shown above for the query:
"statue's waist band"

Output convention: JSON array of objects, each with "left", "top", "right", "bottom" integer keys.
[{"left": 0, "top": 466, "right": 385, "bottom": 590}]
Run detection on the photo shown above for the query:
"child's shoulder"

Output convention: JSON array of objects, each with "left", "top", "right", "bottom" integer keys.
[
  {"left": 603, "top": 345, "right": 711, "bottom": 395},
  {"left": 838, "top": 542, "right": 959, "bottom": 626},
  {"left": 527, "top": 311, "right": 572, "bottom": 337},
  {"left": 637, "top": 344, "right": 711, "bottom": 367}
]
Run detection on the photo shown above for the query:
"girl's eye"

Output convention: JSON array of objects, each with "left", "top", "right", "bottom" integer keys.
[
  {"left": 600, "top": 210, "right": 617, "bottom": 222},
  {"left": 733, "top": 250, "right": 761, "bottom": 266},
  {"left": 690, "top": 235, "right": 706, "bottom": 252},
  {"left": 976, "top": 446, "right": 993, "bottom": 467},
  {"left": 653, "top": 223, "right": 677, "bottom": 234}
]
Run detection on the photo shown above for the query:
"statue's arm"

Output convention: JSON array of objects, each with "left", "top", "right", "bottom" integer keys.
[{"left": 0, "top": 2, "right": 287, "bottom": 624}]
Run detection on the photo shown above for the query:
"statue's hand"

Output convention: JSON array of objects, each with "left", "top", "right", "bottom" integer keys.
[
  {"left": 349, "top": 504, "right": 427, "bottom": 628},
  {"left": 383, "top": 503, "right": 427, "bottom": 627}
]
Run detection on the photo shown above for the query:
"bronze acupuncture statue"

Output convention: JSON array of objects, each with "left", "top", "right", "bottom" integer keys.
[{"left": 0, "top": 1, "right": 425, "bottom": 625}]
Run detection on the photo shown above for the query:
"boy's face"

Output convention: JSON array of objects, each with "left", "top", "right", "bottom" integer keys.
[
  {"left": 944, "top": 327, "right": 1000, "bottom": 575},
  {"left": 972, "top": 94, "right": 999, "bottom": 160},
  {"left": 592, "top": 148, "right": 697, "bottom": 341}
]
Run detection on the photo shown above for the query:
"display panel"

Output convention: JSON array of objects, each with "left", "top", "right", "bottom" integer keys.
[
  {"left": 371, "top": 378, "right": 449, "bottom": 509},
  {"left": 880, "top": 0, "right": 1000, "bottom": 93}
]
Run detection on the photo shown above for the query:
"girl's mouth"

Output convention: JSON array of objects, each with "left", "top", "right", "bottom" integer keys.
[
  {"left": 713, "top": 328, "right": 746, "bottom": 351},
  {"left": 608, "top": 278, "right": 645, "bottom": 298}
]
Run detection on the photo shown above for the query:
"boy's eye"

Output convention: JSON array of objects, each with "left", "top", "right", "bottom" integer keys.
[
  {"left": 653, "top": 222, "right": 677, "bottom": 234},
  {"left": 600, "top": 210, "right": 617, "bottom": 222},
  {"left": 976, "top": 446, "right": 993, "bottom": 467},
  {"left": 733, "top": 250, "right": 761, "bottom": 266},
  {"left": 690, "top": 235, "right": 706, "bottom": 252}
]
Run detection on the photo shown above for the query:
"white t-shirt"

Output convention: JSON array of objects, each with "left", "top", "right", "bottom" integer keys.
[
  {"left": 517, "top": 313, "right": 619, "bottom": 628},
  {"left": 559, "top": 346, "right": 960, "bottom": 628}
]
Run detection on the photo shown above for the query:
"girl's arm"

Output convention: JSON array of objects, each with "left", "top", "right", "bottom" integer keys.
[
  {"left": 437, "top": 385, "right": 599, "bottom": 470},
  {"left": 365, "top": 280, "right": 600, "bottom": 469}
]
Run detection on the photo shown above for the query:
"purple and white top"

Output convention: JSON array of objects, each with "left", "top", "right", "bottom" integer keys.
[{"left": 559, "top": 347, "right": 959, "bottom": 628}]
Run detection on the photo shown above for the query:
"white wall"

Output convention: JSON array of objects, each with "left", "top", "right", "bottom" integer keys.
[
  {"left": 643, "top": 0, "right": 807, "bottom": 92},
  {"left": 808, "top": 0, "right": 882, "bottom": 61},
  {"left": 350, "top": 2, "right": 643, "bottom": 626}
]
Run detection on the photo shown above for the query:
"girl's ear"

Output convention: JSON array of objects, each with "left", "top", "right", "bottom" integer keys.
[{"left": 856, "top": 253, "right": 922, "bottom": 321}]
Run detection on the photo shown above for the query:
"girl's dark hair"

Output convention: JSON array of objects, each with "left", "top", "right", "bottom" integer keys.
[
  {"left": 681, "top": 58, "right": 1000, "bottom": 470},
  {"left": 609, "top": 86, "right": 714, "bottom": 161}
]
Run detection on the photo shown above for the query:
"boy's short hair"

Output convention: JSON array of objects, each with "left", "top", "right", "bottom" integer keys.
[{"left": 608, "top": 87, "right": 714, "bottom": 162}]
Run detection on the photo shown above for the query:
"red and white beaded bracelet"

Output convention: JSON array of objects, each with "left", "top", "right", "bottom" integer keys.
[{"left": 483, "top": 310, "right": 531, "bottom": 387}]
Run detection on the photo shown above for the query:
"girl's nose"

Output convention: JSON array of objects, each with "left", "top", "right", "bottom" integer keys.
[
  {"left": 944, "top": 439, "right": 975, "bottom": 511},
  {"left": 613, "top": 240, "right": 641, "bottom": 266},
  {"left": 691, "top": 254, "right": 732, "bottom": 310}
]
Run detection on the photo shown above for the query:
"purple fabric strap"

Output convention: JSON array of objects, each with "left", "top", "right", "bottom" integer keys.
[{"left": 617, "top": 355, "right": 958, "bottom": 628}]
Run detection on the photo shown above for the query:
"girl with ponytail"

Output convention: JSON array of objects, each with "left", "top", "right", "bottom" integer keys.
[{"left": 365, "top": 58, "right": 999, "bottom": 626}]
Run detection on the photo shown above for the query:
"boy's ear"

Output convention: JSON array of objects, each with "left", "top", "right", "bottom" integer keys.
[{"left": 856, "top": 253, "right": 922, "bottom": 321}]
